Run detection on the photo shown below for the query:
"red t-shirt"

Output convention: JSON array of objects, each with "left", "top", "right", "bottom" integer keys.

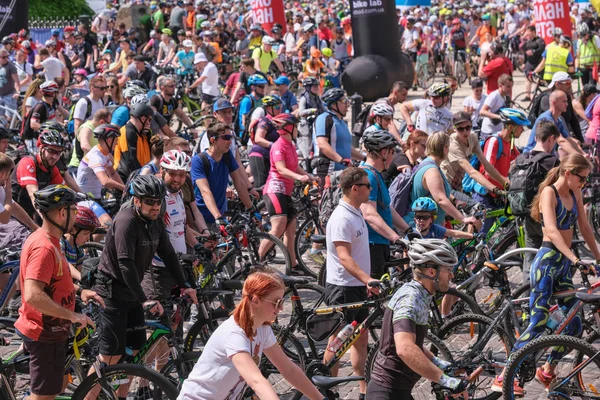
[
  {"left": 483, "top": 57, "right": 513, "bottom": 94},
  {"left": 16, "top": 154, "right": 63, "bottom": 188},
  {"left": 480, "top": 135, "right": 519, "bottom": 191},
  {"left": 318, "top": 27, "right": 333, "bottom": 43},
  {"left": 15, "top": 229, "right": 75, "bottom": 343},
  {"left": 264, "top": 136, "right": 298, "bottom": 196}
]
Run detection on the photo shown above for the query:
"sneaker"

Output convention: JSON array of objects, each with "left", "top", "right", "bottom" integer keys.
[
  {"left": 412, "top": 85, "right": 419, "bottom": 91},
  {"left": 535, "top": 367, "right": 556, "bottom": 389},
  {"left": 491, "top": 377, "right": 525, "bottom": 397},
  {"left": 308, "top": 250, "right": 325, "bottom": 265}
]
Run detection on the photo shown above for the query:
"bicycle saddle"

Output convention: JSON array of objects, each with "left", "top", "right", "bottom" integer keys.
[
  {"left": 311, "top": 235, "right": 326, "bottom": 245},
  {"left": 311, "top": 375, "right": 364, "bottom": 390},
  {"left": 278, "top": 273, "right": 309, "bottom": 286},
  {"left": 575, "top": 292, "right": 600, "bottom": 304}
]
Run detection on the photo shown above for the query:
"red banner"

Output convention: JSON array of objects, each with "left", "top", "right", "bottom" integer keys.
[
  {"left": 533, "top": 0, "right": 572, "bottom": 44},
  {"left": 250, "top": 0, "right": 286, "bottom": 35}
]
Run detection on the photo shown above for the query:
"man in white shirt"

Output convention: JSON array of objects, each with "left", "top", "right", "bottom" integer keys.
[
  {"left": 479, "top": 74, "right": 513, "bottom": 140},
  {"left": 324, "top": 167, "right": 381, "bottom": 399},
  {"left": 188, "top": 52, "right": 220, "bottom": 109}
]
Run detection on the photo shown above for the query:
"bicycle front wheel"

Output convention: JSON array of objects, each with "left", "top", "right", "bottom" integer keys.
[
  {"left": 249, "top": 232, "right": 292, "bottom": 275},
  {"left": 294, "top": 217, "right": 324, "bottom": 278},
  {"left": 71, "top": 363, "right": 179, "bottom": 400},
  {"left": 503, "top": 335, "right": 600, "bottom": 399}
]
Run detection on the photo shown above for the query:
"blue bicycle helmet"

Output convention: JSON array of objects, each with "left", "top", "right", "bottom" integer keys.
[
  {"left": 499, "top": 108, "right": 530, "bottom": 127},
  {"left": 248, "top": 74, "right": 268, "bottom": 86},
  {"left": 411, "top": 197, "right": 438, "bottom": 214},
  {"left": 51, "top": 28, "right": 61, "bottom": 36}
]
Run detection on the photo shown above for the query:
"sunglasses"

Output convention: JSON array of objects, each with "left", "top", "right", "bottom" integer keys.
[
  {"left": 255, "top": 84, "right": 266, "bottom": 89},
  {"left": 339, "top": 97, "right": 350, "bottom": 104},
  {"left": 108, "top": 85, "right": 116, "bottom": 88},
  {"left": 219, "top": 134, "right": 233, "bottom": 141},
  {"left": 95, "top": 86, "right": 108, "bottom": 90},
  {"left": 572, "top": 171, "right": 588, "bottom": 184},
  {"left": 0, "top": 56, "right": 7, "bottom": 59},
  {"left": 414, "top": 215, "right": 433, "bottom": 221},
  {"left": 44, "top": 147, "right": 63, "bottom": 156},
  {"left": 456, "top": 124, "right": 472, "bottom": 132},
  {"left": 261, "top": 297, "right": 285, "bottom": 309},
  {"left": 142, "top": 198, "right": 163, "bottom": 206},
  {"left": 354, "top": 182, "right": 371, "bottom": 189}
]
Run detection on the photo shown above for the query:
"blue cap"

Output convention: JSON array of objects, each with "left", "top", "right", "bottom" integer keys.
[
  {"left": 213, "top": 98, "right": 234, "bottom": 112},
  {"left": 274, "top": 76, "right": 290, "bottom": 85}
]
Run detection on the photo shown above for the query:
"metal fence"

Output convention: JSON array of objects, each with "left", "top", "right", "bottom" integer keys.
[{"left": 27, "top": 16, "right": 90, "bottom": 47}]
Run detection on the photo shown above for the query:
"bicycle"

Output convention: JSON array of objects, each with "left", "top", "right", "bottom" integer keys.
[
  {"left": 416, "top": 52, "right": 435, "bottom": 90},
  {"left": 511, "top": 73, "right": 548, "bottom": 112},
  {"left": 0, "top": 105, "right": 22, "bottom": 131}
]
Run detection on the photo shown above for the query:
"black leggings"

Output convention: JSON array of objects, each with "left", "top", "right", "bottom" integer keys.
[
  {"left": 249, "top": 155, "right": 270, "bottom": 189},
  {"left": 366, "top": 381, "right": 414, "bottom": 399}
]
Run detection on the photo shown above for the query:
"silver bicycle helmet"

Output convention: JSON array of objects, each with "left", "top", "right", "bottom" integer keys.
[
  {"left": 370, "top": 103, "right": 394, "bottom": 117},
  {"left": 408, "top": 238, "right": 458, "bottom": 268}
]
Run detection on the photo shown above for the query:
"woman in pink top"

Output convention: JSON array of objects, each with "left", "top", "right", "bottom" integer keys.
[
  {"left": 585, "top": 92, "right": 600, "bottom": 143},
  {"left": 258, "top": 113, "right": 314, "bottom": 272}
]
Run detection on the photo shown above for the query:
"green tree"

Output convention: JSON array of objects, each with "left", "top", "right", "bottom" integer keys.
[{"left": 29, "top": 0, "right": 94, "bottom": 19}]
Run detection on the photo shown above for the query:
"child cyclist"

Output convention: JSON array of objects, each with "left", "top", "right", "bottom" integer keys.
[{"left": 411, "top": 197, "right": 477, "bottom": 240}]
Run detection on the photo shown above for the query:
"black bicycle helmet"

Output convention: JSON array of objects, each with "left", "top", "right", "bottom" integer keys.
[
  {"left": 129, "top": 174, "right": 166, "bottom": 199},
  {"left": 34, "top": 184, "right": 83, "bottom": 213},
  {"left": 40, "top": 120, "right": 66, "bottom": 135},
  {"left": 38, "top": 128, "right": 66, "bottom": 148},
  {"left": 130, "top": 103, "right": 154, "bottom": 118},
  {"left": 93, "top": 124, "right": 121, "bottom": 139},
  {"left": 362, "top": 130, "right": 397, "bottom": 152},
  {"left": 321, "top": 88, "right": 346, "bottom": 106},
  {"left": 0, "top": 127, "right": 10, "bottom": 140},
  {"left": 1, "top": 36, "right": 13, "bottom": 45},
  {"left": 126, "top": 79, "right": 149, "bottom": 91},
  {"left": 302, "top": 76, "right": 319, "bottom": 87}
]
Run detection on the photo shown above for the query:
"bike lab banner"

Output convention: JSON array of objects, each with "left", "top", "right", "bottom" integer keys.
[
  {"left": 250, "top": 0, "right": 286, "bottom": 34},
  {"left": 0, "top": 0, "right": 27, "bottom": 40},
  {"left": 533, "top": 0, "right": 572, "bottom": 44}
]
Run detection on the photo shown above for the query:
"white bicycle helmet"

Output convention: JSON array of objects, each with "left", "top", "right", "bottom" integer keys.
[
  {"left": 370, "top": 103, "right": 394, "bottom": 117},
  {"left": 577, "top": 23, "right": 590, "bottom": 36},
  {"left": 160, "top": 150, "right": 191, "bottom": 171},
  {"left": 123, "top": 85, "right": 147, "bottom": 99},
  {"left": 408, "top": 238, "right": 458, "bottom": 268},
  {"left": 262, "top": 35, "right": 275, "bottom": 45},
  {"left": 130, "top": 94, "right": 149, "bottom": 106}
]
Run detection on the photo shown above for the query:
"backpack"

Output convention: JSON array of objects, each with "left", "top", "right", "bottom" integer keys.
[
  {"left": 199, "top": 150, "right": 233, "bottom": 179},
  {"left": 528, "top": 90, "right": 549, "bottom": 126},
  {"left": 243, "top": 105, "right": 265, "bottom": 146},
  {"left": 67, "top": 97, "right": 104, "bottom": 135},
  {"left": 462, "top": 135, "right": 503, "bottom": 195},
  {"left": 389, "top": 159, "right": 435, "bottom": 217},
  {"left": 507, "top": 152, "right": 556, "bottom": 216},
  {"left": 237, "top": 95, "right": 259, "bottom": 145},
  {"left": 351, "top": 104, "right": 372, "bottom": 137},
  {"left": 120, "top": 161, "right": 160, "bottom": 207}
]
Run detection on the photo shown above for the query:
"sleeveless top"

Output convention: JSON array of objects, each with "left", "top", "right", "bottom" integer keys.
[{"left": 404, "top": 157, "right": 451, "bottom": 226}]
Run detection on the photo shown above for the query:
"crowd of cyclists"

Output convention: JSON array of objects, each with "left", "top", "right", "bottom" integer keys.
[{"left": 2, "top": 0, "right": 600, "bottom": 398}]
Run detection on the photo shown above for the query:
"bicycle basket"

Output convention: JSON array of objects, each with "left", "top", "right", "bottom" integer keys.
[{"left": 306, "top": 311, "right": 344, "bottom": 342}]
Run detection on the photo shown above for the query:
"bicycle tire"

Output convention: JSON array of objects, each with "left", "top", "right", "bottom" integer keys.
[
  {"left": 249, "top": 232, "right": 293, "bottom": 275},
  {"left": 288, "top": 80, "right": 302, "bottom": 97},
  {"left": 70, "top": 363, "right": 179, "bottom": 400},
  {"left": 294, "top": 217, "right": 324, "bottom": 279},
  {"left": 436, "top": 287, "right": 483, "bottom": 321},
  {"left": 437, "top": 313, "right": 512, "bottom": 400},
  {"left": 503, "top": 335, "right": 600, "bottom": 399},
  {"left": 80, "top": 242, "right": 104, "bottom": 258},
  {"left": 280, "top": 283, "right": 325, "bottom": 327},
  {"left": 183, "top": 315, "right": 220, "bottom": 353},
  {"left": 160, "top": 351, "right": 201, "bottom": 389},
  {"left": 511, "top": 91, "right": 534, "bottom": 113},
  {"left": 502, "top": 282, "right": 531, "bottom": 343},
  {"left": 317, "top": 261, "right": 327, "bottom": 287}
]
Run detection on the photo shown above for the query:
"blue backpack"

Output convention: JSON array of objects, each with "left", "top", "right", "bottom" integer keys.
[{"left": 462, "top": 135, "right": 503, "bottom": 195}]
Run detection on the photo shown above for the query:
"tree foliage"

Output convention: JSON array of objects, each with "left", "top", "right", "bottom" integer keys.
[{"left": 29, "top": 0, "right": 94, "bottom": 19}]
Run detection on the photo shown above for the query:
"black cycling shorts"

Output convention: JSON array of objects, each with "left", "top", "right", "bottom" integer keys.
[
  {"left": 202, "top": 93, "right": 217, "bottom": 105},
  {"left": 23, "top": 339, "right": 67, "bottom": 395},
  {"left": 454, "top": 49, "right": 467, "bottom": 63},
  {"left": 263, "top": 192, "right": 295, "bottom": 219},
  {"left": 324, "top": 283, "right": 369, "bottom": 323},
  {"left": 97, "top": 297, "right": 146, "bottom": 356},
  {"left": 366, "top": 380, "right": 414, "bottom": 399}
]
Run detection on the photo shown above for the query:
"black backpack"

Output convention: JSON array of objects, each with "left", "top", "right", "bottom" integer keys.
[
  {"left": 199, "top": 150, "right": 233, "bottom": 179},
  {"left": 507, "top": 152, "right": 556, "bottom": 216},
  {"left": 351, "top": 104, "right": 373, "bottom": 137},
  {"left": 528, "top": 90, "right": 550, "bottom": 126}
]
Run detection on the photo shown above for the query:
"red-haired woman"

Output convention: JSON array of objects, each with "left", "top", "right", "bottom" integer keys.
[{"left": 178, "top": 271, "right": 324, "bottom": 400}]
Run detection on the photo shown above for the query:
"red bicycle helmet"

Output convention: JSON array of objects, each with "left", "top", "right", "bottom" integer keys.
[
  {"left": 74, "top": 206, "right": 101, "bottom": 232},
  {"left": 40, "top": 81, "right": 59, "bottom": 95},
  {"left": 271, "top": 113, "right": 299, "bottom": 134}
]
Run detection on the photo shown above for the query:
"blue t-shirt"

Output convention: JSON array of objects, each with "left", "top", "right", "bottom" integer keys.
[
  {"left": 238, "top": 95, "right": 259, "bottom": 133},
  {"left": 524, "top": 110, "right": 569, "bottom": 152},
  {"left": 176, "top": 50, "right": 195, "bottom": 73},
  {"left": 111, "top": 105, "right": 130, "bottom": 128},
  {"left": 280, "top": 90, "right": 298, "bottom": 113},
  {"left": 541, "top": 49, "right": 574, "bottom": 64},
  {"left": 313, "top": 111, "right": 352, "bottom": 171},
  {"left": 404, "top": 158, "right": 451, "bottom": 226},
  {"left": 191, "top": 151, "right": 239, "bottom": 223},
  {"left": 421, "top": 224, "right": 447, "bottom": 239},
  {"left": 361, "top": 163, "right": 392, "bottom": 245}
]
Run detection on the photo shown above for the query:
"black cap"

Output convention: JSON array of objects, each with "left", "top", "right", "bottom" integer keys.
[{"left": 470, "top": 78, "right": 483, "bottom": 89}]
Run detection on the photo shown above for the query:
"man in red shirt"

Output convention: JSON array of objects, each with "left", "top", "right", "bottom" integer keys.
[
  {"left": 317, "top": 20, "right": 333, "bottom": 44},
  {"left": 15, "top": 184, "right": 102, "bottom": 398},
  {"left": 479, "top": 42, "right": 513, "bottom": 94}
]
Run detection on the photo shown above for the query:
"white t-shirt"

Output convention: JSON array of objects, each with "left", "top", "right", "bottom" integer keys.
[
  {"left": 462, "top": 94, "right": 487, "bottom": 127},
  {"left": 178, "top": 316, "right": 277, "bottom": 400},
  {"left": 412, "top": 99, "right": 454, "bottom": 135},
  {"left": 25, "top": 96, "right": 40, "bottom": 109},
  {"left": 504, "top": 12, "right": 521, "bottom": 35},
  {"left": 0, "top": 186, "right": 11, "bottom": 214},
  {"left": 73, "top": 95, "right": 104, "bottom": 123},
  {"left": 159, "top": 40, "right": 176, "bottom": 59},
  {"left": 41, "top": 57, "right": 64, "bottom": 82},
  {"left": 326, "top": 199, "right": 370, "bottom": 286},
  {"left": 283, "top": 32, "right": 296, "bottom": 52},
  {"left": 153, "top": 190, "right": 187, "bottom": 267},
  {"left": 480, "top": 90, "right": 505, "bottom": 136},
  {"left": 201, "top": 62, "right": 220, "bottom": 96},
  {"left": 15, "top": 61, "right": 33, "bottom": 93},
  {"left": 76, "top": 145, "right": 112, "bottom": 199},
  {"left": 402, "top": 28, "right": 419, "bottom": 53}
]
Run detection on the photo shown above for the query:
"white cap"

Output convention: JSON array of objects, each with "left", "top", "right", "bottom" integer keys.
[
  {"left": 182, "top": 39, "right": 193, "bottom": 47},
  {"left": 303, "top": 15, "right": 310, "bottom": 22},
  {"left": 194, "top": 52, "right": 208, "bottom": 64},
  {"left": 548, "top": 71, "right": 572, "bottom": 88}
]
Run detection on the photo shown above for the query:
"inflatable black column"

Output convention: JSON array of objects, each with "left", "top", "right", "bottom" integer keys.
[
  {"left": 0, "top": 0, "right": 28, "bottom": 39},
  {"left": 342, "top": 0, "right": 414, "bottom": 101}
]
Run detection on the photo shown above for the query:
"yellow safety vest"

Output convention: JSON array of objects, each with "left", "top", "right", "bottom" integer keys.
[
  {"left": 544, "top": 46, "right": 569, "bottom": 81},
  {"left": 578, "top": 38, "right": 600, "bottom": 67}
]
